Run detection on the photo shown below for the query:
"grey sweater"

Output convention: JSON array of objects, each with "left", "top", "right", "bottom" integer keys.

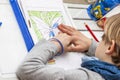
[{"left": 16, "top": 39, "right": 104, "bottom": 80}]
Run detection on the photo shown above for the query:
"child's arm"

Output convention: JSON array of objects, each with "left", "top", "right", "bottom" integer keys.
[
  {"left": 85, "top": 39, "right": 98, "bottom": 56},
  {"left": 16, "top": 39, "right": 64, "bottom": 80},
  {"left": 16, "top": 39, "right": 103, "bottom": 80}
]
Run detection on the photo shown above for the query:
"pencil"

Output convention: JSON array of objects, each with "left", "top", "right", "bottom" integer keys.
[{"left": 84, "top": 23, "right": 99, "bottom": 42}]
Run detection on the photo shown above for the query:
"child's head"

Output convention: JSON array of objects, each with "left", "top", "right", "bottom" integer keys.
[{"left": 95, "top": 13, "right": 120, "bottom": 68}]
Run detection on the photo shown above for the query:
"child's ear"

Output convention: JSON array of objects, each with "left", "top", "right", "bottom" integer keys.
[{"left": 105, "top": 40, "right": 115, "bottom": 55}]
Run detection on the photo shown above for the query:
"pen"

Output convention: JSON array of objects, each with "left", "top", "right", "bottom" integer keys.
[{"left": 84, "top": 23, "right": 99, "bottom": 42}]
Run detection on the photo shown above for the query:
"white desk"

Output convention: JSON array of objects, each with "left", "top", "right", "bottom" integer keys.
[
  {"left": 64, "top": 3, "right": 103, "bottom": 41},
  {"left": 0, "top": 1, "right": 103, "bottom": 80},
  {"left": 0, "top": 0, "right": 27, "bottom": 80}
]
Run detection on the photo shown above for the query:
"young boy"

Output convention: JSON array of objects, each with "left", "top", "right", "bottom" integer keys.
[{"left": 16, "top": 13, "right": 120, "bottom": 80}]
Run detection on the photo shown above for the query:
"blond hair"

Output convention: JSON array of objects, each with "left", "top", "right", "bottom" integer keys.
[{"left": 103, "top": 13, "right": 120, "bottom": 68}]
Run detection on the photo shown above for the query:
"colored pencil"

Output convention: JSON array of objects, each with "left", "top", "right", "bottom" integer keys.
[{"left": 84, "top": 23, "right": 99, "bottom": 42}]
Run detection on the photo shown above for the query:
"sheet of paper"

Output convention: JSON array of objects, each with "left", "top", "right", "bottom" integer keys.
[
  {"left": 19, "top": 0, "right": 74, "bottom": 44},
  {"left": 47, "top": 52, "right": 84, "bottom": 70}
]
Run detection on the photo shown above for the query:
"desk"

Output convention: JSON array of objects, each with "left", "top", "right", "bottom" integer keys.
[
  {"left": 0, "top": 1, "right": 103, "bottom": 80},
  {"left": 0, "top": 0, "right": 27, "bottom": 80},
  {"left": 64, "top": 3, "right": 103, "bottom": 41}
]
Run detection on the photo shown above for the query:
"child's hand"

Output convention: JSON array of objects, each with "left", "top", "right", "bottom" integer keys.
[
  {"left": 52, "top": 33, "right": 73, "bottom": 52},
  {"left": 58, "top": 24, "right": 92, "bottom": 52}
]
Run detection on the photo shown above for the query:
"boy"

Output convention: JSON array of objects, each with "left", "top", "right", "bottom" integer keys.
[{"left": 16, "top": 13, "right": 120, "bottom": 80}]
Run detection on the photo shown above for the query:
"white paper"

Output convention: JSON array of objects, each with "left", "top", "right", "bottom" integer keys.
[
  {"left": 47, "top": 52, "right": 84, "bottom": 70},
  {"left": 19, "top": 0, "right": 74, "bottom": 44}
]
